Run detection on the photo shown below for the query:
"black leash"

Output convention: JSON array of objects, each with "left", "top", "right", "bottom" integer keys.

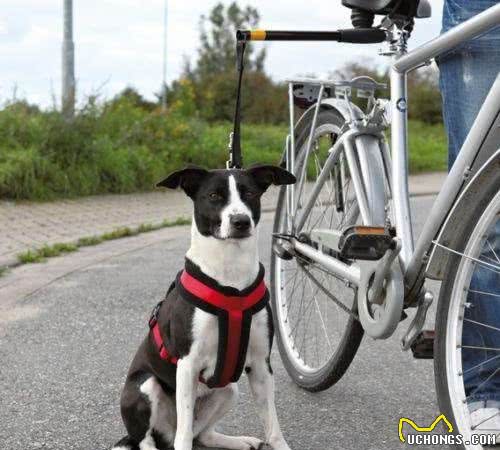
[{"left": 227, "top": 38, "right": 247, "bottom": 169}]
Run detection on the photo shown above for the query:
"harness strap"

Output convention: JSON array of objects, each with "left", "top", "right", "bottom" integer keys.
[
  {"left": 148, "top": 263, "right": 269, "bottom": 388},
  {"left": 179, "top": 270, "right": 267, "bottom": 387},
  {"left": 150, "top": 319, "right": 178, "bottom": 365}
]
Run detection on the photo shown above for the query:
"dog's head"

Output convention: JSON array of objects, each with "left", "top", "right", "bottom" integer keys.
[{"left": 157, "top": 165, "right": 295, "bottom": 240}]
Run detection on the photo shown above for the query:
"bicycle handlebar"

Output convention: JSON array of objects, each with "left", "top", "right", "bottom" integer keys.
[{"left": 236, "top": 28, "right": 387, "bottom": 44}]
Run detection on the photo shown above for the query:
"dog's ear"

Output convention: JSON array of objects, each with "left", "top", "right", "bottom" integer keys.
[
  {"left": 156, "top": 166, "right": 209, "bottom": 198},
  {"left": 246, "top": 164, "right": 296, "bottom": 191}
]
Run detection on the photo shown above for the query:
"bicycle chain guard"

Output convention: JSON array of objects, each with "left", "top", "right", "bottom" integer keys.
[{"left": 357, "top": 257, "right": 404, "bottom": 339}]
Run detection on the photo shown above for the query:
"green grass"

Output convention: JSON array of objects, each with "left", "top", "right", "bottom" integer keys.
[
  {"left": 76, "top": 236, "right": 104, "bottom": 247},
  {"left": 0, "top": 96, "right": 446, "bottom": 201},
  {"left": 18, "top": 242, "right": 79, "bottom": 263},
  {"left": 15, "top": 216, "right": 191, "bottom": 266},
  {"left": 407, "top": 120, "right": 447, "bottom": 173}
]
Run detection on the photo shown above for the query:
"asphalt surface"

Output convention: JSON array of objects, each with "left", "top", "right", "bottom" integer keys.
[{"left": 1, "top": 196, "right": 441, "bottom": 450}]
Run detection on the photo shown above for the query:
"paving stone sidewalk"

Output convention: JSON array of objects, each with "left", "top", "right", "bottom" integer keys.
[{"left": 0, "top": 172, "right": 445, "bottom": 268}]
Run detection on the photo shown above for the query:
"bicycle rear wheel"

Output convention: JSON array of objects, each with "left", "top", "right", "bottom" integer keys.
[
  {"left": 270, "top": 108, "right": 365, "bottom": 392},
  {"left": 435, "top": 175, "right": 500, "bottom": 449}
]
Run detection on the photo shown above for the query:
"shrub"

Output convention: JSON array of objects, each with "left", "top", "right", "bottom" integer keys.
[{"left": 0, "top": 94, "right": 445, "bottom": 201}]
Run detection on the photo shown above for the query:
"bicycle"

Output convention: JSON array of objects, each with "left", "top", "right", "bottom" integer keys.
[{"left": 233, "top": 1, "right": 500, "bottom": 448}]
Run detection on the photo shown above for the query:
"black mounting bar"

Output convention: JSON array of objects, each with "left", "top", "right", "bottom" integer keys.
[{"left": 236, "top": 28, "right": 386, "bottom": 44}]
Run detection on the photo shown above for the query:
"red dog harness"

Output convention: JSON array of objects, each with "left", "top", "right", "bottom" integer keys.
[{"left": 148, "top": 262, "right": 269, "bottom": 388}]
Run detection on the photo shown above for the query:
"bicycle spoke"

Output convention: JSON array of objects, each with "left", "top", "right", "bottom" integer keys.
[
  {"left": 462, "top": 346, "right": 500, "bottom": 352},
  {"left": 463, "top": 318, "right": 500, "bottom": 333},
  {"left": 463, "top": 354, "right": 500, "bottom": 375},
  {"left": 467, "top": 367, "right": 500, "bottom": 401},
  {"left": 467, "top": 289, "right": 500, "bottom": 299},
  {"left": 306, "top": 275, "right": 333, "bottom": 349},
  {"left": 472, "top": 410, "right": 500, "bottom": 430},
  {"left": 486, "top": 239, "right": 500, "bottom": 264}
]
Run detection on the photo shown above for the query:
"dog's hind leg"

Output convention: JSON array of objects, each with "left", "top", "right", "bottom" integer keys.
[
  {"left": 139, "top": 376, "right": 176, "bottom": 449},
  {"left": 194, "top": 384, "right": 264, "bottom": 450},
  {"left": 118, "top": 374, "right": 176, "bottom": 450}
]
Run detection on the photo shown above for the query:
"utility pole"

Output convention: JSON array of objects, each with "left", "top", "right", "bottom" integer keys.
[
  {"left": 161, "top": 0, "right": 168, "bottom": 111},
  {"left": 62, "top": 0, "right": 75, "bottom": 119}
]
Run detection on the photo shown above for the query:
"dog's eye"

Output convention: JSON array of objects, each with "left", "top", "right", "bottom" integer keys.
[{"left": 208, "top": 192, "right": 221, "bottom": 201}]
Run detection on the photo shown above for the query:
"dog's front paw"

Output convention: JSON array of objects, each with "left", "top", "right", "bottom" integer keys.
[
  {"left": 238, "top": 435, "right": 265, "bottom": 449},
  {"left": 268, "top": 437, "right": 291, "bottom": 450},
  {"left": 198, "top": 432, "right": 264, "bottom": 450},
  {"left": 174, "top": 436, "right": 193, "bottom": 450}
]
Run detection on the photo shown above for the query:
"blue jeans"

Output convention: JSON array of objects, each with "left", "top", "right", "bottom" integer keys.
[{"left": 439, "top": 0, "right": 500, "bottom": 403}]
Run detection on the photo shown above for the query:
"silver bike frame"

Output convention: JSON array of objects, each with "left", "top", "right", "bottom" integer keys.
[{"left": 288, "top": 4, "right": 500, "bottom": 298}]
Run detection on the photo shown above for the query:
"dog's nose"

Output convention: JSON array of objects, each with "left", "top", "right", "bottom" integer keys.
[{"left": 230, "top": 214, "right": 251, "bottom": 231}]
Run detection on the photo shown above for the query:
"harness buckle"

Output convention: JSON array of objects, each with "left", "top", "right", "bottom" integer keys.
[{"left": 148, "top": 301, "right": 163, "bottom": 329}]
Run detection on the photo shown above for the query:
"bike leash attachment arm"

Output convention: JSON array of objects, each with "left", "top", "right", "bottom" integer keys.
[{"left": 228, "top": 27, "right": 386, "bottom": 169}]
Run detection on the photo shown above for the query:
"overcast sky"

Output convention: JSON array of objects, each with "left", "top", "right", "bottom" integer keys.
[{"left": 0, "top": 0, "right": 444, "bottom": 107}]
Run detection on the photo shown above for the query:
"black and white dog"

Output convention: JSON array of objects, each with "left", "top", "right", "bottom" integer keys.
[{"left": 113, "top": 165, "right": 295, "bottom": 450}]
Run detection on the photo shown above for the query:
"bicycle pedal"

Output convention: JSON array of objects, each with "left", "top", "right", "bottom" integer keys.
[
  {"left": 339, "top": 225, "right": 395, "bottom": 261},
  {"left": 410, "top": 330, "right": 435, "bottom": 359}
]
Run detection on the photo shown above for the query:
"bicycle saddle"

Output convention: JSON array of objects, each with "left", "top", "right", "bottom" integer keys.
[{"left": 342, "top": 0, "right": 431, "bottom": 18}]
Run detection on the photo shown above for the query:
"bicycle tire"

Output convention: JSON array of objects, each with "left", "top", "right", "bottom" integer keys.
[{"left": 270, "top": 108, "right": 365, "bottom": 392}]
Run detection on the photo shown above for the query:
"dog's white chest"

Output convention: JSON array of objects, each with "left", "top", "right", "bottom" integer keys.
[
  {"left": 191, "top": 309, "right": 219, "bottom": 382},
  {"left": 190, "top": 306, "right": 270, "bottom": 385}
]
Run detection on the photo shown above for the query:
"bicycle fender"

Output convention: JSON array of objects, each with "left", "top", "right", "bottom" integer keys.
[
  {"left": 279, "top": 97, "right": 365, "bottom": 168},
  {"left": 426, "top": 149, "right": 500, "bottom": 280},
  {"left": 295, "top": 97, "right": 365, "bottom": 130}
]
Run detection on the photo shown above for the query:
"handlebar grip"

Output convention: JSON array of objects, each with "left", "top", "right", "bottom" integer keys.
[
  {"left": 236, "top": 30, "right": 342, "bottom": 41},
  {"left": 337, "top": 28, "right": 386, "bottom": 43},
  {"left": 237, "top": 28, "right": 386, "bottom": 44}
]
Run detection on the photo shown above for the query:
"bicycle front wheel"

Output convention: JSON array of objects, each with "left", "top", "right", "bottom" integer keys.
[
  {"left": 435, "top": 175, "right": 500, "bottom": 449},
  {"left": 270, "top": 108, "right": 365, "bottom": 392}
]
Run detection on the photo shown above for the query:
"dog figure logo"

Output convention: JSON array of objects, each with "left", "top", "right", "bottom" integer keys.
[{"left": 399, "top": 414, "right": 454, "bottom": 443}]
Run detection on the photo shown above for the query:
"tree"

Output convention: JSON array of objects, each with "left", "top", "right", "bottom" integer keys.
[
  {"left": 194, "top": 2, "right": 265, "bottom": 80},
  {"left": 167, "top": 2, "right": 287, "bottom": 124},
  {"left": 108, "top": 87, "right": 156, "bottom": 111}
]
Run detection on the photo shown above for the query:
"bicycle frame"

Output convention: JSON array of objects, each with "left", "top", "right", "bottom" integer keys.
[{"left": 285, "top": 4, "right": 500, "bottom": 305}]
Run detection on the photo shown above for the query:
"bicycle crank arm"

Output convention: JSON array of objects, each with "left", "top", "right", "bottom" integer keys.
[{"left": 367, "top": 238, "right": 401, "bottom": 305}]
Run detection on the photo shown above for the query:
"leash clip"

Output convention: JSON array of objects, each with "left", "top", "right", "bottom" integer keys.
[
  {"left": 226, "top": 132, "right": 234, "bottom": 169},
  {"left": 148, "top": 301, "right": 163, "bottom": 329}
]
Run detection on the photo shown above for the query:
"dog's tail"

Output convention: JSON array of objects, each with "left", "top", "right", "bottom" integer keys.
[{"left": 111, "top": 436, "right": 139, "bottom": 450}]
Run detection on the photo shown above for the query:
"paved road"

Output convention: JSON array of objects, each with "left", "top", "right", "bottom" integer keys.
[{"left": 1, "top": 196, "right": 440, "bottom": 450}]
